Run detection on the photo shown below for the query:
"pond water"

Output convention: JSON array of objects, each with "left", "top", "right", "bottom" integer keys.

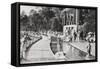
[{"left": 50, "top": 41, "right": 95, "bottom": 61}]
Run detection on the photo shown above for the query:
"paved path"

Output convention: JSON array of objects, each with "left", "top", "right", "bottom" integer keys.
[
  {"left": 27, "top": 36, "right": 54, "bottom": 59},
  {"left": 21, "top": 35, "right": 56, "bottom": 63}
]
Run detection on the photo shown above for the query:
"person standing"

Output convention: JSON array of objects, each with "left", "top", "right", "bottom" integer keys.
[
  {"left": 87, "top": 41, "right": 92, "bottom": 56},
  {"left": 21, "top": 33, "right": 31, "bottom": 60},
  {"left": 20, "top": 34, "right": 26, "bottom": 59},
  {"left": 74, "top": 31, "right": 77, "bottom": 41}
]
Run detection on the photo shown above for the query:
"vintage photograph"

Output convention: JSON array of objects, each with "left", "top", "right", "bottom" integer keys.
[{"left": 20, "top": 5, "right": 96, "bottom": 64}]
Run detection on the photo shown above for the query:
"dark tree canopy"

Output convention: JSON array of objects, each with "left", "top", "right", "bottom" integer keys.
[
  {"left": 20, "top": 7, "right": 64, "bottom": 32},
  {"left": 20, "top": 8, "right": 96, "bottom": 34},
  {"left": 79, "top": 9, "right": 96, "bottom": 33}
]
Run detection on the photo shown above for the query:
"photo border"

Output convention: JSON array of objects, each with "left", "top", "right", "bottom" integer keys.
[{"left": 17, "top": 2, "right": 98, "bottom": 66}]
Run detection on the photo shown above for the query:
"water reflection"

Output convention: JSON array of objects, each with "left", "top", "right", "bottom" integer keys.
[
  {"left": 63, "top": 42, "right": 87, "bottom": 60},
  {"left": 50, "top": 38, "right": 95, "bottom": 61}
]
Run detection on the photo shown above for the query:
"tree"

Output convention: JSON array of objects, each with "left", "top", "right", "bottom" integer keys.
[
  {"left": 79, "top": 9, "right": 96, "bottom": 33},
  {"left": 51, "top": 7, "right": 64, "bottom": 26},
  {"left": 51, "top": 17, "right": 63, "bottom": 32},
  {"left": 50, "top": 7, "right": 64, "bottom": 32},
  {"left": 20, "top": 11, "right": 29, "bottom": 31},
  {"left": 40, "top": 7, "right": 55, "bottom": 31}
]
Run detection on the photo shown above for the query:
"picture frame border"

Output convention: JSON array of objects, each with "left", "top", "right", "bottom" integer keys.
[{"left": 13, "top": 2, "right": 98, "bottom": 67}]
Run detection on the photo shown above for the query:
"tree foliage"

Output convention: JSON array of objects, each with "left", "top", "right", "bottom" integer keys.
[
  {"left": 20, "top": 7, "right": 96, "bottom": 33},
  {"left": 79, "top": 9, "right": 96, "bottom": 33},
  {"left": 20, "top": 7, "right": 64, "bottom": 32}
]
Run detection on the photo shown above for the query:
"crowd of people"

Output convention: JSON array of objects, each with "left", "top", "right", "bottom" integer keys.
[
  {"left": 20, "top": 31, "right": 42, "bottom": 60},
  {"left": 20, "top": 30, "right": 95, "bottom": 60}
]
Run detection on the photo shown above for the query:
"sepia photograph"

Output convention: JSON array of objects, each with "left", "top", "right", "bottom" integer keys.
[{"left": 20, "top": 5, "right": 97, "bottom": 64}]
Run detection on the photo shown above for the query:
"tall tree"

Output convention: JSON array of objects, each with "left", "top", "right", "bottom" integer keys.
[
  {"left": 50, "top": 7, "right": 64, "bottom": 32},
  {"left": 79, "top": 9, "right": 96, "bottom": 33},
  {"left": 20, "top": 11, "right": 29, "bottom": 31},
  {"left": 40, "top": 7, "right": 55, "bottom": 31}
]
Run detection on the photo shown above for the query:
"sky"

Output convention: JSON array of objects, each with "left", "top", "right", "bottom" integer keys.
[{"left": 20, "top": 5, "right": 42, "bottom": 16}]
